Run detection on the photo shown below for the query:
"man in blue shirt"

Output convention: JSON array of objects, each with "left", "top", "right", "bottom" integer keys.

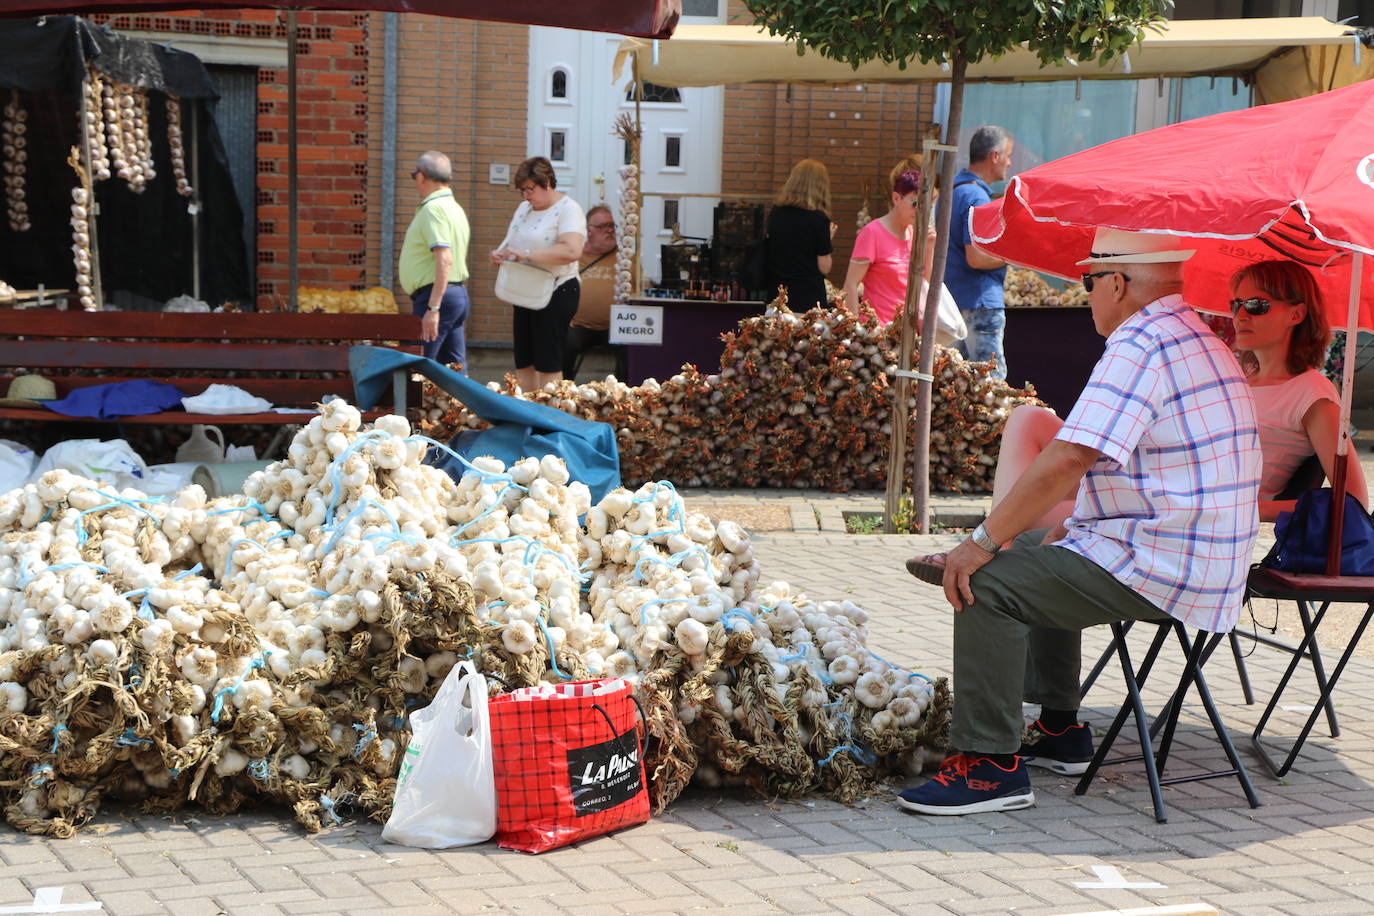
[{"left": 946, "top": 126, "right": 1014, "bottom": 379}]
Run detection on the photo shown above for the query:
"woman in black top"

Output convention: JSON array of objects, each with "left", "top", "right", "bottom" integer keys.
[{"left": 764, "top": 159, "right": 835, "bottom": 310}]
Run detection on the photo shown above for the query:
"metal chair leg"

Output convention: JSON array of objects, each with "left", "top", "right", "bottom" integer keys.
[
  {"left": 1252, "top": 601, "right": 1374, "bottom": 777},
  {"left": 1228, "top": 631, "right": 1255, "bottom": 705},
  {"left": 1296, "top": 600, "right": 1341, "bottom": 737},
  {"left": 1080, "top": 619, "right": 1134, "bottom": 700},
  {"left": 1078, "top": 619, "right": 1263, "bottom": 821},
  {"left": 1076, "top": 621, "right": 1170, "bottom": 823}
]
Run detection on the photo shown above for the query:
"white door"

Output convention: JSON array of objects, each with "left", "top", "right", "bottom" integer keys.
[{"left": 527, "top": 9, "right": 725, "bottom": 287}]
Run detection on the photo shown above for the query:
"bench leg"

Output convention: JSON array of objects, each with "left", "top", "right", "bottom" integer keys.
[{"left": 391, "top": 369, "right": 407, "bottom": 414}]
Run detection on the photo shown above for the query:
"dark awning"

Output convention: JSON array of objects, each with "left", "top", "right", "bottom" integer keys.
[{"left": 0, "top": 0, "right": 681, "bottom": 39}]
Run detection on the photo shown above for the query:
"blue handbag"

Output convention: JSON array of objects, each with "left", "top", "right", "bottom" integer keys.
[{"left": 1262, "top": 488, "right": 1374, "bottom": 577}]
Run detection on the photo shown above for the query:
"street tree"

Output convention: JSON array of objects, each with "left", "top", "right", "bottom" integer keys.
[{"left": 741, "top": 0, "right": 1169, "bottom": 531}]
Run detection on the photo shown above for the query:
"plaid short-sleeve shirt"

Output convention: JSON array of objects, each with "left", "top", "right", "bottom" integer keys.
[{"left": 1054, "top": 294, "right": 1262, "bottom": 632}]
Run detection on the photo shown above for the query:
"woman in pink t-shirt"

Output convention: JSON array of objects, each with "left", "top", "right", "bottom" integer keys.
[{"left": 842, "top": 167, "right": 931, "bottom": 325}]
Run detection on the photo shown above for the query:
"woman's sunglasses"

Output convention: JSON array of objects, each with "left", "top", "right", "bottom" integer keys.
[{"left": 1229, "top": 297, "right": 1274, "bottom": 316}]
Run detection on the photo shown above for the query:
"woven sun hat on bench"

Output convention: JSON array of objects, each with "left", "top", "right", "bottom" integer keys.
[{"left": 0, "top": 375, "right": 57, "bottom": 408}]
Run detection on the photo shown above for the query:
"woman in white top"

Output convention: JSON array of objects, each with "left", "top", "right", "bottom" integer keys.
[
  {"left": 1231, "top": 258, "right": 1366, "bottom": 520},
  {"left": 906, "top": 258, "right": 1368, "bottom": 584},
  {"left": 491, "top": 157, "right": 586, "bottom": 392}
]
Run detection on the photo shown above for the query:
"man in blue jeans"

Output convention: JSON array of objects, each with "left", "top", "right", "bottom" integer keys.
[
  {"left": 946, "top": 126, "right": 1013, "bottom": 379},
  {"left": 400, "top": 151, "right": 471, "bottom": 373}
]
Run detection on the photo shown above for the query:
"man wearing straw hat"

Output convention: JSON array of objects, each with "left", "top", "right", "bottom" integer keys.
[{"left": 898, "top": 228, "right": 1263, "bottom": 816}]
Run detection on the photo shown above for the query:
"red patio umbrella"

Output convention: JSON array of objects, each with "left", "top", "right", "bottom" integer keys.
[{"left": 969, "top": 78, "right": 1374, "bottom": 575}]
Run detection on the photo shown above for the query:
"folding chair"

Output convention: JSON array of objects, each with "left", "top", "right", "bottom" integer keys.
[
  {"left": 1080, "top": 454, "right": 1328, "bottom": 706},
  {"left": 1075, "top": 617, "right": 1262, "bottom": 823},
  {"left": 1247, "top": 566, "right": 1374, "bottom": 776}
]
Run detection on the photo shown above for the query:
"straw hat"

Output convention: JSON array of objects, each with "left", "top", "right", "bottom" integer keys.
[
  {"left": 0, "top": 376, "right": 57, "bottom": 408},
  {"left": 1075, "top": 227, "right": 1196, "bottom": 265}
]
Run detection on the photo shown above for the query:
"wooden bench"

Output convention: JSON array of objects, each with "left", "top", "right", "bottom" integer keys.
[{"left": 0, "top": 310, "right": 423, "bottom": 425}]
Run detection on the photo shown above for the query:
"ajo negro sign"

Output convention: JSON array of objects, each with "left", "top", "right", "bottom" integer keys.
[{"left": 608, "top": 305, "right": 664, "bottom": 345}]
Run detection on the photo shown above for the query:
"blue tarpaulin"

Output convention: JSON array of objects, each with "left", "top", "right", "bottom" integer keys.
[{"left": 349, "top": 346, "right": 621, "bottom": 502}]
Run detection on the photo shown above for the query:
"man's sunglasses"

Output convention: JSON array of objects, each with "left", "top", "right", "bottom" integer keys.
[
  {"left": 1080, "top": 270, "right": 1129, "bottom": 292},
  {"left": 1229, "top": 297, "right": 1275, "bottom": 316}
]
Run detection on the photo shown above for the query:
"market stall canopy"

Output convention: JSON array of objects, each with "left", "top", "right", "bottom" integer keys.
[
  {"left": 615, "top": 18, "right": 1372, "bottom": 102},
  {"left": 0, "top": 16, "right": 217, "bottom": 97},
  {"left": 0, "top": 0, "right": 681, "bottom": 39}
]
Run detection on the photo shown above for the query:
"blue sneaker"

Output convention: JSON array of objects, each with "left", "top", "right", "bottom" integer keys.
[
  {"left": 1018, "top": 720, "right": 1094, "bottom": 775},
  {"left": 896, "top": 753, "right": 1035, "bottom": 815}
]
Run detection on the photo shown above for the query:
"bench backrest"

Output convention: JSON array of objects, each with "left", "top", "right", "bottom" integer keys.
[{"left": 0, "top": 310, "right": 423, "bottom": 408}]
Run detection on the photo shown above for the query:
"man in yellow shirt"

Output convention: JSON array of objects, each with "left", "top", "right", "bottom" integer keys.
[{"left": 400, "top": 151, "right": 471, "bottom": 372}]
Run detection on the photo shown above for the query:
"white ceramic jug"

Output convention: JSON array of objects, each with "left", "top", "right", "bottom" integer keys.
[{"left": 176, "top": 424, "right": 225, "bottom": 464}]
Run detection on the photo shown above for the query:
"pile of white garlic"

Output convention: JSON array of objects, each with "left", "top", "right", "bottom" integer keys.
[
  {"left": 613, "top": 163, "right": 639, "bottom": 303},
  {"left": 3, "top": 90, "right": 29, "bottom": 233},
  {"left": 165, "top": 95, "right": 193, "bottom": 198},
  {"left": 0, "top": 400, "right": 949, "bottom": 836}
]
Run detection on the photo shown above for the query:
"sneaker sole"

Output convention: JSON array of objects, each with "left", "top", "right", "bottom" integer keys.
[
  {"left": 1021, "top": 756, "right": 1090, "bottom": 776},
  {"left": 896, "top": 788, "right": 1035, "bottom": 816},
  {"left": 904, "top": 557, "right": 946, "bottom": 586}
]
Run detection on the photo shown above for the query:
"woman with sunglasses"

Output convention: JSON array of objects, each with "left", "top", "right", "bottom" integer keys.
[
  {"left": 1230, "top": 259, "right": 1366, "bottom": 520},
  {"left": 491, "top": 157, "right": 586, "bottom": 392},
  {"left": 906, "top": 257, "right": 1366, "bottom": 585},
  {"left": 841, "top": 157, "right": 936, "bottom": 326}
]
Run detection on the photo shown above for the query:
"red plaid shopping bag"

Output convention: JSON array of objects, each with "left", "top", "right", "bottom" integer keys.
[{"left": 489, "top": 677, "right": 649, "bottom": 853}]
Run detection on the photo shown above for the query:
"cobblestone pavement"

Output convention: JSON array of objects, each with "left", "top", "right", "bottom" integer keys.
[{"left": 5, "top": 504, "right": 1374, "bottom": 915}]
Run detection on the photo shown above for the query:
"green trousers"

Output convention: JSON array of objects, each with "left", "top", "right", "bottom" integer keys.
[{"left": 948, "top": 530, "right": 1170, "bottom": 754}]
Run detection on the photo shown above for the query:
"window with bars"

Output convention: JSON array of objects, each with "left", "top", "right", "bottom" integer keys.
[{"left": 626, "top": 81, "right": 682, "bottom": 104}]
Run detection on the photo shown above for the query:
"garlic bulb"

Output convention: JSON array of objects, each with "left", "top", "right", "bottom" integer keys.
[
  {"left": 613, "top": 162, "right": 640, "bottom": 303},
  {"left": 69, "top": 185, "right": 97, "bottom": 312},
  {"left": 3, "top": 90, "right": 29, "bottom": 232},
  {"left": 165, "top": 94, "right": 193, "bottom": 197},
  {"left": 83, "top": 68, "right": 111, "bottom": 181}
]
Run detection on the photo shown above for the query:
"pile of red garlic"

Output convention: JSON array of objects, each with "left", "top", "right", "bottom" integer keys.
[{"left": 423, "top": 302, "right": 1044, "bottom": 493}]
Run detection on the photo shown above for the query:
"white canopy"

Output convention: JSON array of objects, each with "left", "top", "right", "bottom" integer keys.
[{"left": 615, "top": 18, "right": 1372, "bottom": 102}]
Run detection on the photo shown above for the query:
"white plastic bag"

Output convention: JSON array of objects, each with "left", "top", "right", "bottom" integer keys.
[
  {"left": 30, "top": 439, "right": 149, "bottom": 491},
  {"left": 935, "top": 283, "right": 968, "bottom": 347},
  {"left": 0, "top": 439, "right": 36, "bottom": 495},
  {"left": 382, "top": 661, "right": 496, "bottom": 848}
]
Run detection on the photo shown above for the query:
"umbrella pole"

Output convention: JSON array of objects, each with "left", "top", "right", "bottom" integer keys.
[
  {"left": 287, "top": 9, "right": 299, "bottom": 313},
  {"left": 1326, "top": 251, "right": 1363, "bottom": 576}
]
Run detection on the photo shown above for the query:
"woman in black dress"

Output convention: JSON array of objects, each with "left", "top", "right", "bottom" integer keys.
[{"left": 764, "top": 159, "right": 835, "bottom": 309}]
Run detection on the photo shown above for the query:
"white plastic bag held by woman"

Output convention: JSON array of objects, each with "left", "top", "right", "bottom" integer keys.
[{"left": 382, "top": 661, "right": 495, "bottom": 847}]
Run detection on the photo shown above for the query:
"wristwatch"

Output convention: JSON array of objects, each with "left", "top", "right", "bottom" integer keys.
[{"left": 969, "top": 522, "right": 1001, "bottom": 554}]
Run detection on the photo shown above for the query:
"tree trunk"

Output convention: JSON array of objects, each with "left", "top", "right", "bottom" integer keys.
[{"left": 911, "top": 51, "right": 967, "bottom": 533}]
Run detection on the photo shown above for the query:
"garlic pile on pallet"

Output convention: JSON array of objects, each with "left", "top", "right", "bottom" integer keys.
[
  {"left": 69, "top": 186, "right": 96, "bottom": 311},
  {"left": 82, "top": 70, "right": 111, "bottom": 182},
  {"left": 1004, "top": 267, "right": 1088, "bottom": 308},
  {"left": 3, "top": 91, "right": 29, "bottom": 233},
  {"left": 422, "top": 302, "right": 1043, "bottom": 493},
  {"left": 165, "top": 95, "right": 193, "bottom": 198},
  {"left": 0, "top": 399, "right": 949, "bottom": 837}
]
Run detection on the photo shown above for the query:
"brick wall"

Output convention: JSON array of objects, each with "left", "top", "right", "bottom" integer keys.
[
  {"left": 366, "top": 14, "right": 530, "bottom": 345},
  {"left": 720, "top": 1, "right": 940, "bottom": 290}
]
